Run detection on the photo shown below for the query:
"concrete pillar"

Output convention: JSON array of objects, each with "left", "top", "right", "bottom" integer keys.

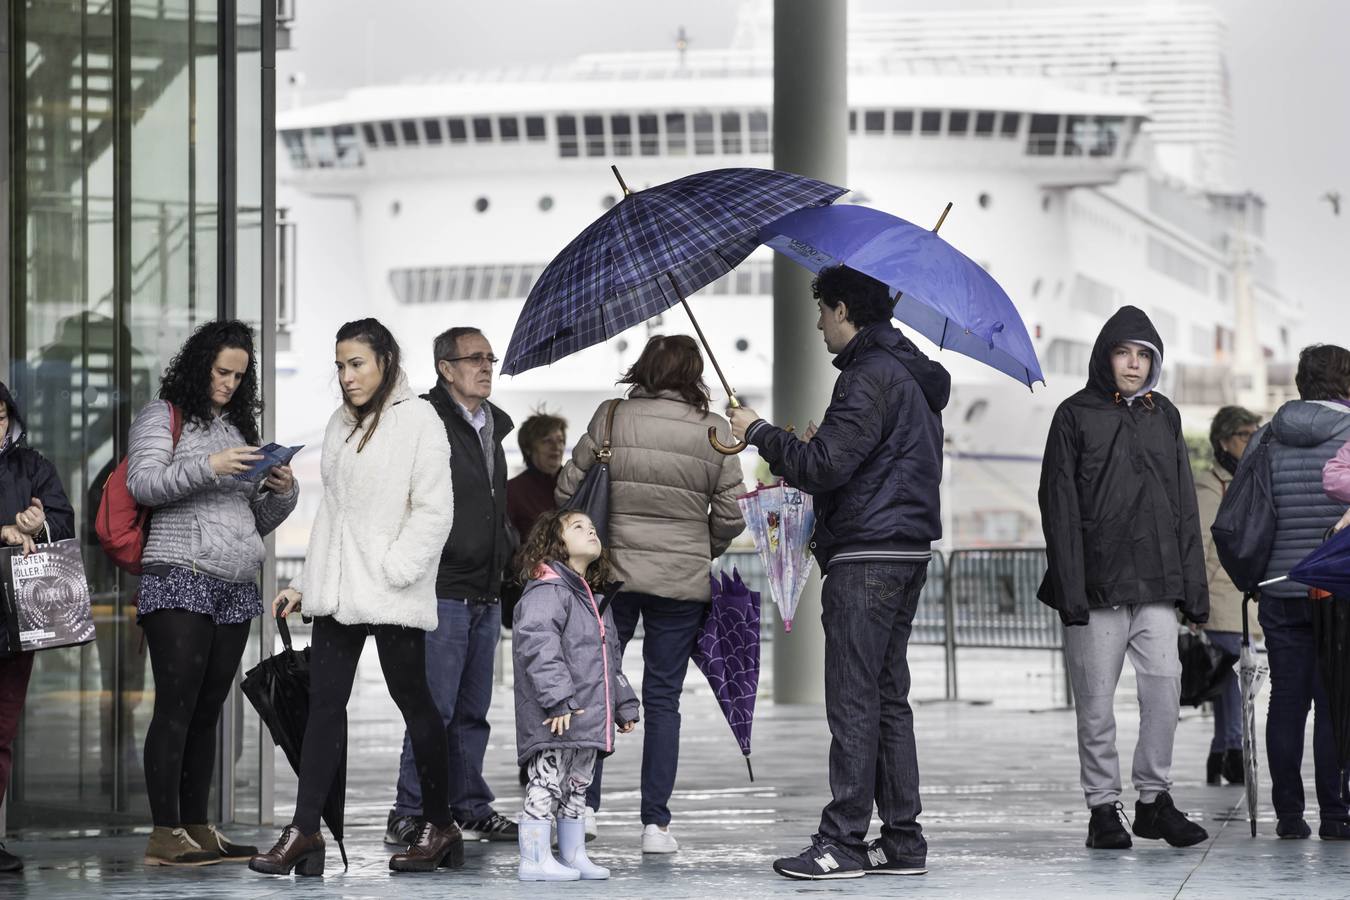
[{"left": 771, "top": 0, "right": 847, "bottom": 704}]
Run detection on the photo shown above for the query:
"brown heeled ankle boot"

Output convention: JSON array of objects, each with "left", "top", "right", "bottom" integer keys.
[
  {"left": 248, "top": 825, "right": 325, "bottom": 877},
  {"left": 389, "top": 820, "right": 465, "bottom": 873}
]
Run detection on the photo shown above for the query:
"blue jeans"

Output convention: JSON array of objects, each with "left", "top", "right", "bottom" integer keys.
[
  {"left": 583, "top": 592, "right": 706, "bottom": 827},
  {"left": 1207, "top": 630, "right": 1242, "bottom": 753},
  {"left": 393, "top": 598, "right": 501, "bottom": 821},
  {"left": 817, "top": 561, "right": 927, "bottom": 864},
  {"left": 1259, "top": 597, "right": 1350, "bottom": 824}
]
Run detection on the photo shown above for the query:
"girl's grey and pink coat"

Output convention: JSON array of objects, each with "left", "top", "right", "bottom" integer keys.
[{"left": 512, "top": 562, "right": 639, "bottom": 764}]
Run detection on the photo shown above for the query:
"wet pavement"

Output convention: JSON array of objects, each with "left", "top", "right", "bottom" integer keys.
[{"left": 4, "top": 640, "right": 1348, "bottom": 898}]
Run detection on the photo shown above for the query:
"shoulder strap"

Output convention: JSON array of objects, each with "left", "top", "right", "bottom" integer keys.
[{"left": 597, "top": 399, "right": 620, "bottom": 462}]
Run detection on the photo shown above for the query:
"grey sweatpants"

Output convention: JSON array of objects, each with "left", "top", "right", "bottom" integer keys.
[{"left": 1063, "top": 601, "right": 1182, "bottom": 808}]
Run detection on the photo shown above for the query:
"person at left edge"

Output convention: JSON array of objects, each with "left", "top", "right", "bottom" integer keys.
[{"left": 0, "top": 380, "right": 76, "bottom": 874}]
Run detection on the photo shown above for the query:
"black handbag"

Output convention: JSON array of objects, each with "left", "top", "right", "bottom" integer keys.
[
  {"left": 562, "top": 399, "right": 620, "bottom": 546},
  {"left": 1211, "top": 428, "right": 1277, "bottom": 592},
  {"left": 1178, "top": 630, "right": 1239, "bottom": 707}
]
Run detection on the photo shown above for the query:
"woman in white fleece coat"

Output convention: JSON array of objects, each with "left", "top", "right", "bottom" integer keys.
[{"left": 251, "top": 319, "right": 463, "bottom": 878}]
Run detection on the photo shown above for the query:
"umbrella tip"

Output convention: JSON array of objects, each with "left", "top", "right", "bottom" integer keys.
[{"left": 611, "top": 164, "right": 633, "bottom": 197}]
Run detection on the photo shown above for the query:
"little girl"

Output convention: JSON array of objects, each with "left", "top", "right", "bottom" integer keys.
[{"left": 513, "top": 509, "right": 639, "bottom": 882}]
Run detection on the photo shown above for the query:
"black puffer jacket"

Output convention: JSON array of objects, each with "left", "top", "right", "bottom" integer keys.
[
  {"left": 0, "top": 382, "right": 75, "bottom": 544},
  {"left": 1037, "top": 306, "right": 1208, "bottom": 626},
  {"left": 424, "top": 387, "right": 514, "bottom": 602},
  {"left": 748, "top": 323, "right": 950, "bottom": 569}
]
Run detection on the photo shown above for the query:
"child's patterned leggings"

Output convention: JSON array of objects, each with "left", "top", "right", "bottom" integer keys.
[{"left": 522, "top": 747, "right": 599, "bottom": 821}]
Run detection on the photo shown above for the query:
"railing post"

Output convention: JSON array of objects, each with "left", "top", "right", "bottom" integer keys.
[{"left": 943, "top": 551, "right": 958, "bottom": 700}]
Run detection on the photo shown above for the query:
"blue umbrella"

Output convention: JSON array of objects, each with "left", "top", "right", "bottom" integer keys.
[
  {"left": 759, "top": 203, "right": 1045, "bottom": 388},
  {"left": 502, "top": 166, "right": 847, "bottom": 381},
  {"left": 1264, "top": 526, "right": 1350, "bottom": 596}
]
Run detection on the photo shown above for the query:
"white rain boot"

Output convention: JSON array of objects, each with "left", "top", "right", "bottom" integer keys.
[
  {"left": 518, "top": 817, "right": 579, "bottom": 882},
  {"left": 557, "top": 817, "right": 609, "bottom": 880}
]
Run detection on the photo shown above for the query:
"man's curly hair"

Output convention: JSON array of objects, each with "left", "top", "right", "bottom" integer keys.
[
  {"left": 516, "top": 508, "right": 613, "bottom": 590},
  {"left": 157, "top": 320, "right": 262, "bottom": 444}
]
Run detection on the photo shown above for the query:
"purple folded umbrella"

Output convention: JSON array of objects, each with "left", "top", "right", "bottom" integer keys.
[{"left": 692, "top": 569, "right": 761, "bottom": 780}]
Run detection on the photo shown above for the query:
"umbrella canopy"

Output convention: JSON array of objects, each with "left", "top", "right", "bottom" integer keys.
[
  {"left": 758, "top": 204, "right": 1045, "bottom": 387},
  {"left": 1288, "top": 526, "right": 1350, "bottom": 595},
  {"left": 691, "top": 570, "right": 761, "bottom": 780},
  {"left": 241, "top": 615, "right": 349, "bottom": 868},
  {"left": 738, "top": 481, "right": 816, "bottom": 632},
  {"left": 501, "top": 167, "right": 847, "bottom": 376}
]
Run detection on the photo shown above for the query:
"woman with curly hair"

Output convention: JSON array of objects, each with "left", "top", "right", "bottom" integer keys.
[
  {"left": 126, "top": 319, "right": 298, "bottom": 866},
  {"left": 511, "top": 509, "right": 638, "bottom": 881}
]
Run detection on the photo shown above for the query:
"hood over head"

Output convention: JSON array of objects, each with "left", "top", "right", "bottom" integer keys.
[
  {"left": 1087, "top": 305, "right": 1164, "bottom": 401},
  {"left": 843, "top": 323, "right": 951, "bottom": 413},
  {"left": 0, "top": 381, "right": 27, "bottom": 455},
  {"left": 1268, "top": 399, "right": 1350, "bottom": 448}
]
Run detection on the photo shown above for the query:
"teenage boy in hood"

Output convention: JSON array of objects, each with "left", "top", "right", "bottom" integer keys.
[
  {"left": 729, "top": 265, "right": 948, "bottom": 881},
  {"left": 1038, "top": 305, "right": 1209, "bottom": 850},
  {"left": 0, "top": 382, "right": 75, "bottom": 872}
]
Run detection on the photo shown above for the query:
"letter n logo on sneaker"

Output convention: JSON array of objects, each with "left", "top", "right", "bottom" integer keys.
[
  {"left": 816, "top": 852, "right": 840, "bottom": 873},
  {"left": 867, "top": 846, "right": 888, "bottom": 867}
]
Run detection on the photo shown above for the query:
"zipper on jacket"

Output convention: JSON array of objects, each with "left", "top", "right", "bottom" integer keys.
[{"left": 579, "top": 578, "right": 613, "bottom": 752}]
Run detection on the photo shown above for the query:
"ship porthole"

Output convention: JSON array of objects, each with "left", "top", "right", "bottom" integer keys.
[
  {"left": 978, "top": 192, "right": 991, "bottom": 209},
  {"left": 601, "top": 194, "right": 617, "bottom": 209},
  {"left": 539, "top": 195, "right": 554, "bottom": 212},
  {"left": 474, "top": 196, "right": 490, "bottom": 213}
]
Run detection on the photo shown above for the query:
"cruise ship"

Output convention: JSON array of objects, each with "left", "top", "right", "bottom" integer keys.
[{"left": 272, "top": 2, "right": 1298, "bottom": 549}]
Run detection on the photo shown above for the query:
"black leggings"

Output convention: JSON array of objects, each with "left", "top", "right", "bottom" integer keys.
[
  {"left": 293, "top": 616, "right": 450, "bottom": 834},
  {"left": 142, "top": 610, "right": 251, "bottom": 827}
]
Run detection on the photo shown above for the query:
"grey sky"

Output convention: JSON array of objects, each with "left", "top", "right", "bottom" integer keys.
[{"left": 278, "top": 0, "right": 1347, "bottom": 347}]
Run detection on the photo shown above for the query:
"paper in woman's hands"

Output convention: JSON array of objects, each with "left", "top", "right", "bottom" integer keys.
[{"left": 232, "top": 443, "right": 304, "bottom": 482}]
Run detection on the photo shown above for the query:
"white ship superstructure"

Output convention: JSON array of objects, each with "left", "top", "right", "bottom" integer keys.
[{"left": 274, "top": 3, "right": 1297, "bottom": 547}]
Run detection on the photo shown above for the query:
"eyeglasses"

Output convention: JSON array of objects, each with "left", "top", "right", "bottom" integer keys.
[{"left": 443, "top": 354, "right": 499, "bottom": 369}]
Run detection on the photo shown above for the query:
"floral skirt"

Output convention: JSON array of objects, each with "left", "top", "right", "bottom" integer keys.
[{"left": 136, "top": 566, "right": 262, "bottom": 626}]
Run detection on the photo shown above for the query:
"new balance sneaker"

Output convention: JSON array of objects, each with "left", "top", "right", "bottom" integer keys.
[
  {"left": 385, "top": 811, "right": 424, "bottom": 846},
  {"left": 772, "top": 840, "right": 865, "bottom": 880},
  {"left": 1132, "top": 792, "right": 1208, "bottom": 848},
  {"left": 459, "top": 811, "right": 519, "bottom": 842},
  {"left": 863, "top": 839, "right": 927, "bottom": 876},
  {"left": 641, "top": 824, "right": 679, "bottom": 854}
]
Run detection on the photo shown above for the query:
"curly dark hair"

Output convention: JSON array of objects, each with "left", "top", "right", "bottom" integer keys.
[
  {"left": 157, "top": 320, "right": 261, "bottom": 444},
  {"left": 1295, "top": 344, "right": 1350, "bottom": 401},
  {"left": 516, "top": 508, "right": 613, "bottom": 590},
  {"left": 812, "top": 264, "right": 895, "bottom": 327}
]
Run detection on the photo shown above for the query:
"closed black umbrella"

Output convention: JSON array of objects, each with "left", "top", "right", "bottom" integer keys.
[
  {"left": 1311, "top": 591, "right": 1350, "bottom": 776},
  {"left": 241, "top": 614, "right": 348, "bottom": 868}
]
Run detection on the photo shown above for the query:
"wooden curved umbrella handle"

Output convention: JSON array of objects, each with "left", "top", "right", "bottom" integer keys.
[{"left": 709, "top": 427, "right": 747, "bottom": 455}]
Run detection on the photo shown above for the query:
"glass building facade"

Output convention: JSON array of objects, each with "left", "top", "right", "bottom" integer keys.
[{"left": 2, "top": 0, "right": 283, "bottom": 831}]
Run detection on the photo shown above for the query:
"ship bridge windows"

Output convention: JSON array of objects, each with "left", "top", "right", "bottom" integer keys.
[
  {"left": 748, "top": 111, "right": 770, "bottom": 152},
  {"left": 863, "top": 110, "right": 886, "bottom": 135},
  {"left": 400, "top": 120, "right": 419, "bottom": 144},
  {"left": 556, "top": 115, "right": 578, "bottom": 157},
  {"left": 1000, "top": 112, "right": 1021, "bottom": 138},
  {"left": 638, "top": 114, "right": 660, "bottom": 155},
  {"left": 920, "top": 110, "right": 942, "bottom": 136},
  {"left": 948, "top": 110, "right": 970, "bottom": 136},
  {"left": 665, "top": 112, "right": 687, "bottom": 155},
  {"left": 892, "top": 110, "right": 914, "bottom": 135},
  {"left": 379, "top": 121, "right": 398, "bottom": 146},
  {"left": 525, "top": 116, "right": 546, "bottom": 141},
  {"left": 611, "top": 115, "right": 632, "bottom": 156},
  {"left": 1027, "top": 114, "right": 1060, "bottom": 156},
  {"left": 423, "top": 119, "right": 443, "bottom": 144},
  {"left": 279, "top": 126, "right": 363, "bottom": 169},
  {"left": 499, "top": 117, "right": 520, "bottom": 142},
  {"left": 583, "top": 115, "right": 605, "bottom": 156},
  {"left": 361, "top": 123, "right": 378, "bottom": 147},
  {"left": 974, "top": 111, "right": 997, "bottom": 136},
  {"left": 447, "top": 118, "right": 468, "bottom": 143},
  {"left": 693, "top": 113, "right": 715, "bottom": 155},
  {"left": 721, "top": 112, "right": 743, "bottom": 154},
  {"left": 473, "top": 117, "right": 493, "bottom": 141}
]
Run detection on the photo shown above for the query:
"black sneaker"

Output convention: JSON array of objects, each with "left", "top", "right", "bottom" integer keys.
[
  {"left": 1086, "top": 802, "right": 1132, "bottom": 849},
  {"left": 457, "top": 811, "right": 518, "bottom": 842},
  {"left": 0, "top": 842, "right": 22, "bottom": 873},
  {"left": 1133, "top": 792, "right": 1208, "bottom": 847},
  {"left": 1319, "top": 819, "right": 1350, "bottom": 840},
  {"left": 384, "top": 811, "right": 425, "bottom": 846},
  {"left": 862, "top": 839, "right": 927, "bottom": 875},
  {"left": 1276, "top": 817, "right": 1311, "bottom": 839},
  {"left": 772, "top": 840, "right": 866, "bottom": 880}
]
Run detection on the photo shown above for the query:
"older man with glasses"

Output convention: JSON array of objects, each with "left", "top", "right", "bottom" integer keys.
[{"left": 386, "top": 327, "right": 519, "bottom": 847}]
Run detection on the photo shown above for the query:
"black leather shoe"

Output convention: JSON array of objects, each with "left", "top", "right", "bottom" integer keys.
[
  {"left": 1133, "top": 792, "right": 1208, "bottom": 847},
  {"left": 249, "top": 825, "right": 325, "bottom": 877},
  {"left": 1086, "top": 802, "right": 1132, "bottom": 849},
  {"left": 1222, "top": 749, "right": 1245, "bottom": 785},
  {"left": 389, "top": 821, "right": 465, "bottom": 872}
]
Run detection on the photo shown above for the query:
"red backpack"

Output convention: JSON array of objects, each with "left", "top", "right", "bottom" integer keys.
[{"left": 96, "top": 402, "right": 184, "bottom": 573}]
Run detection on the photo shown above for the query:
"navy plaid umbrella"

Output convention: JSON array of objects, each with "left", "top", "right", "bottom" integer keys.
[{"left": 501, "top": 166, "right": 847, "bottom": 379}]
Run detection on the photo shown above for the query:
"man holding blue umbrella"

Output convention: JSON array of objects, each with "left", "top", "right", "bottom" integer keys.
[{"left": 729, "top": 264, "right": 948, "bottom": 881}]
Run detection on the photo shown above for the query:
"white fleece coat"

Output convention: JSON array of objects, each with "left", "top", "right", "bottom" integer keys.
[{"left": 291, "top": 375, "right": 453, "bottom": 630}]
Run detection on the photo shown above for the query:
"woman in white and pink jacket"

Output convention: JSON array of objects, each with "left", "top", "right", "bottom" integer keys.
[{"left": 1325, "top": 440, "right": 1350, "bottom": 532}]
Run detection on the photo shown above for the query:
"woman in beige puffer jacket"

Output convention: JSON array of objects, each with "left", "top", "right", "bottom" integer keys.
[{"left": 555, "top": 334, "right": 744, "bottom": 849}]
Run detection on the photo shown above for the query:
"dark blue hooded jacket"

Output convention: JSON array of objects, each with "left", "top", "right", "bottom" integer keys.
[
  {"left": 747, "top": 323, "right": 950, "bottom": 570},
  {"left": 0, "top": 381, "right": 75, "bottom": 544}
]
